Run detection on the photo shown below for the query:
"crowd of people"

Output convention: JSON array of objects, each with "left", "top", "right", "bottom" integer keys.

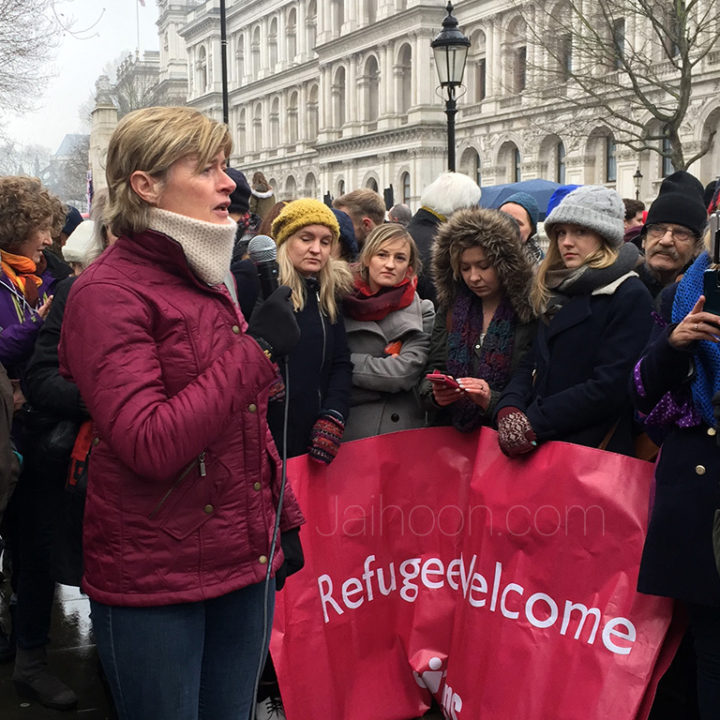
[{"left": 0, "top": 104, "right": 719, "bottom": 719}]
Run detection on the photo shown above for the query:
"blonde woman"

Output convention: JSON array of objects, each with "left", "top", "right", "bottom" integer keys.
[
  {"left": 342, "top": 223, "right": 434, "bottom": 441},
  {"left": 268, "top": 198, "right": 353, "bottom": 463},
  {"left": 495, "top": 185, "right": 653, "bottom": 456},
  {"left": 58, "top": 106, "right": 303, "bottom": 720}
]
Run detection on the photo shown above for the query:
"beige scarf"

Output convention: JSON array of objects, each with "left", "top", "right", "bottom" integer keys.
[{"left": 148, "top": 208, "right": 236, "bottom": 286}]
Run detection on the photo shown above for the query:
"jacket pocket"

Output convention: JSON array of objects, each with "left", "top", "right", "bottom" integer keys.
[{"left": 150, "top": 452, "right": 225, "bottom": 541}]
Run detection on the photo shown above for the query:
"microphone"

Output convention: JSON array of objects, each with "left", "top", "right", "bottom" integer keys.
[{"left": 248, "top": 235, "right": 279, "bottom": 300}]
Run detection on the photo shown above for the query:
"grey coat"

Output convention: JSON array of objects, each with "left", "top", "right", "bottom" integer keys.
[{"left": 344, "top": 293, "right": 435, "bottom": 441}]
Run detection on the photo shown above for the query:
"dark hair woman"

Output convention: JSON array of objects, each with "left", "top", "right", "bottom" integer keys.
[
  {"left": 418, "top": 207, "right": 536, "bottom": 431},
  {"left": 495, "top": 185, "right": 653, "bottom": 456}
]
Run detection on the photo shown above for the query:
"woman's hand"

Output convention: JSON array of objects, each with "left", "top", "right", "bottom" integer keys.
[
  {"left": 456, "top": 377, "right": 491, "bottom": 410},
  {"left": 669, "top": 296, "right": 720, "bottom": 349},
  {"left": 37, "top": 295, "right": 53, "bottom": 320},
  {"left": 431, "top": 382, "right": 463, "bottom": 407}
]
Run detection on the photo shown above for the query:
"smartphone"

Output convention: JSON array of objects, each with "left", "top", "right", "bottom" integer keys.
[
  {"left": 705, "top": 211, "right": 720, "bottom": 316},
  {"left": 704, "top": 270, "right": 720, "bottom": 316},
  {"left": 425, "top": 372, "right": 460, "bottom": 389}
]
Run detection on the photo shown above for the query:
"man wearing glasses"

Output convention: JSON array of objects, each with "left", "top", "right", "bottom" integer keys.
[{"left": 637, "top": 171, "right": 707, "bottom": 298}]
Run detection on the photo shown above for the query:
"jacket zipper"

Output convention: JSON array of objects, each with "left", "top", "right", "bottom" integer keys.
[
  {"left": 317, "top": 290, "right": 327, "bottom": 409},
  {"left": 148, "top": 452, "right": 205, "bottom": 518}
]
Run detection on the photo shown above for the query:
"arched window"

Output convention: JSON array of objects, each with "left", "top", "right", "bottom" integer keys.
[
  {"left": 253, "top": 103, "right": 262, "bottom": 150},
  {"left": 401, "top": 172, "right": 411, "bottom": 203},
  {"left": 285, "top": 176, "right": 297, "bottom": 199},
  {"left": 287, "top": 8, "right": 297, "bottom": 60},
  {"left": 306, "top": 1, "right": 317, "bottom": 55},
  {"left": 498, "top": 141, "right": 522, "bottom": 183},
  {"left": 556, "top": 141, "right": 566, "bottom": 183},
  {"left": 606, "top": 137, "right": 616, "bottom": 182},
  {"left": 235, "top": 34, "right": 245, "bottom": 81},
  {"left": 331, "top": 0, "right": 344, "bottom": 32},
  {"left": 337, "top": 179, "right": 346, "bottom": 196},
  {"left": 268, "top": 17, "right": 278, "bottom": 68},
  {"left": 363, "top": 56, "right": 380, "bottom": 126},
  {"left": 304, "top": 173, "right": 317, "bottom": 198},
  {"left": 332, "top": 67, "right": 346, "bottom": 129},
  {"left": 251, "top": 26, "right": 261, "bottom": 75},
  {"left": 196, "top": 45, "right": 208, "bottom": 93},
  {"left": 308, "top": 84, "right": 319, "bottom": 140},
  {"left": 461, "top": 147, "right": 481, "bottom": 186},
  {"left": 270, "top": 97, "right": 280, "bottom": 148},
  {"left": 288, "top": 91, "right": 299, "bottom": 144},
  {"left": 397, "top": 44, "right": 412, "bottom": 118},
  {"left": 470, "top": 30, "right": 487, "bottom": 103},
  {"left": 236, "top": 108, "right": 246, "bottom": 153},
  {"left": 367, "top": 177, "right": 379, "bottom": 192}
]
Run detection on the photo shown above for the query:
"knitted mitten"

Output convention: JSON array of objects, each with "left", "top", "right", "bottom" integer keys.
[
  {"left": 497, "top": 406, "right": 538, "bottom": 457},
  {"left": 308, "top": 410, "right": 345, "bottom": 464}
]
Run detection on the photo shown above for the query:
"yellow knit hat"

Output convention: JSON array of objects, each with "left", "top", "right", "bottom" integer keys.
[{"left": 271, "top": 198, "right": 340, "bottom": 246}]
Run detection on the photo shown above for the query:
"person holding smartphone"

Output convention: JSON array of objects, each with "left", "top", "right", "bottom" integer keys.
[
  {"left": 417, "top": 207, "right": 536, "bottom": 431},
  {"left": 495, "top": 186, "right": 653, "bottom": 456},
  {"left": 631, "top": 221, "right": 720, "bottom": 719}
]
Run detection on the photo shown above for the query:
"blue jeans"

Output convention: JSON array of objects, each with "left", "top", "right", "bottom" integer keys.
[{"left": 91, "top": 581, "right": 275, "bottom": 720}]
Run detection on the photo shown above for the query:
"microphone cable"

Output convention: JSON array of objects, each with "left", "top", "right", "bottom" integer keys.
[{"left": 250, "top": 358, "right": 291, "bottom": 719}]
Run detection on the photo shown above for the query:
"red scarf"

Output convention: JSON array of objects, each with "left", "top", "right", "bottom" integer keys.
[
  {"left": 343, "top": 274, "right": 417, "bottom": 322},
  {"left": 1, "top": 250, "right": 45, "bottom": 307}
]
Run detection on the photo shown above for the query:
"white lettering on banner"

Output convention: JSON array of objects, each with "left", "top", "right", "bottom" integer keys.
[{"left": 316, "top": 556, "right": 636, "bottom": 655}]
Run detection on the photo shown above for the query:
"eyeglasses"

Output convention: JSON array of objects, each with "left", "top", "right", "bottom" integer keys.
[{"left": 646, "top": 224, "right": 696, "bottom": 244}]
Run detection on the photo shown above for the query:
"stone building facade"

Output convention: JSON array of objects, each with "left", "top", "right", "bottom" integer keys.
[{"left": 98, "top": 0, "right": 720, "bottom": 207}]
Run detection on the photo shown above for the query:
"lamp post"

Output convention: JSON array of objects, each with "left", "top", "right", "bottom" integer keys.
[
  {"left": 431, "top": 2, "right": 470, "bottom": 172},
  {"left": 633, "top": 167, "right": 643, "bottom": 201}
]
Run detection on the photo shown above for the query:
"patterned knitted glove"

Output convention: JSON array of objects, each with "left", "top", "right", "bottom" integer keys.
[
  {"left": 497, "top": 406, "right": 538, "bottom": 457},
  {"left": 308, "top": 410, "right": 345, "bottom": 464}
]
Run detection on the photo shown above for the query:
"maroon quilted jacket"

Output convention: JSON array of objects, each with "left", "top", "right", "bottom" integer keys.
[{"left": 59, "top": 229, "right": 304, "bottom": 606}]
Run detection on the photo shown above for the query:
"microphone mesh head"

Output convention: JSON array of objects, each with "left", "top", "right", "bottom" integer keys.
[{"left": 248, "top": 235, "right": 278, "bottom": 264}]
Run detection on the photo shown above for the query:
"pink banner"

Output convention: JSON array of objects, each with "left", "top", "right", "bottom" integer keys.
[{"left": 271, "top": 427, "right": 674, "bottom": 720}]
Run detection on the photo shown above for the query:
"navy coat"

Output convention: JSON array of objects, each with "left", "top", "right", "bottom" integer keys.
[
  {"left": 496, "top": 275, "right": 653, "bottom": 454},
  {"left": 632, "top": 286, "right": 720, "bottom": 606},
  {"left": 267, "top": 278, "right": 352, "bottom": 458}
]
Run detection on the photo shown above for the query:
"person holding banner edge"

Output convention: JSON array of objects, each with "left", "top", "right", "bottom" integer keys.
[
  {"left": 632, "top": 218, "right": 720, "bottom": 719},
  {"left": 495, "top": 185, "right": 653, "bottom": 456},
  {"left": 57, "top": 106, "right": 304, "bottom": 720}
]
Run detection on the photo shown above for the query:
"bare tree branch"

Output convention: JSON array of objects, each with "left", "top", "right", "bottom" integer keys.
[{"left": 524, "top": 0, "right": 717, "bottom": 170}]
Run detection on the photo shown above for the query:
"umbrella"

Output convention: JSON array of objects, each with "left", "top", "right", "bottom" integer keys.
[{"left": 478, "top": 179, "right": 562, "bottom": 220}]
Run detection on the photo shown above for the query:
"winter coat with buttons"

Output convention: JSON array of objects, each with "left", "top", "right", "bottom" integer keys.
[
  {"left": 58, "top": 229, "right": 304, "bottom": 607},
  {"left": 343, "top": 293, "right": 434, "bottom": 441},
  {"left": 632, "top": 283, "right": 720, "bottom": 606}
]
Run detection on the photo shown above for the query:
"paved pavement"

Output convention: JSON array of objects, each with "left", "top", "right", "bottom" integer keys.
[{"left": 0, "top": 581, "right": 443, "bottom": 720}]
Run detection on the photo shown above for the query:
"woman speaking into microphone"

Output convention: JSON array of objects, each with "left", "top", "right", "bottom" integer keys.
[{"left": 58, "top": 106, "right": 303, "bottom": 720}]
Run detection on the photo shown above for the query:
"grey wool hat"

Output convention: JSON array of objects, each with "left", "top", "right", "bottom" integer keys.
[{"left": 544, "top": 185, "right": 625, "bottom": 247}]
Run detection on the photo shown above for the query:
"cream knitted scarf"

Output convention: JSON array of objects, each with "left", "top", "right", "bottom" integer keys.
[{"left": 148, "top": 208, "right": 237, "bottom": 286}]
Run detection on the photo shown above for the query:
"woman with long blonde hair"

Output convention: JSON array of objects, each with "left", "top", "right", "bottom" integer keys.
[
  {"left": 268, "top": 198, "right": 353, "bottom": 463},
  {"left": 495, "top": 185, "right": 653, "bottom": 456}
]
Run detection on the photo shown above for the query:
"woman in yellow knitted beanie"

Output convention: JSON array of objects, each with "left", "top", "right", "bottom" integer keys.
[{"left": 266, "top": 198, "right": 353, "bottom": 465}]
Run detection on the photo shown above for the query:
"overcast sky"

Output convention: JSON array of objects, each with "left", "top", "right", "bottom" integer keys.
[{"left": 4, "top": 0, "right": 159, "bottom": 153}]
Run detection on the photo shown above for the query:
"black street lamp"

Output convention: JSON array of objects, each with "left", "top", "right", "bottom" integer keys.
[
  {"left": 633, "top": 167, "right": 643, "bottom": 201},
  {"left": 431, "top": 2, "right": 470, "bottom": 172}
]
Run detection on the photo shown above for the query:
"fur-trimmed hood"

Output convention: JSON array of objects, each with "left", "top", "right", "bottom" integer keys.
[
  {"left": 251, "top": 187, "right": 274, "bottom": 199},
  {"left": 432, "top": 207, "right": 535, "bottom": 323}
]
